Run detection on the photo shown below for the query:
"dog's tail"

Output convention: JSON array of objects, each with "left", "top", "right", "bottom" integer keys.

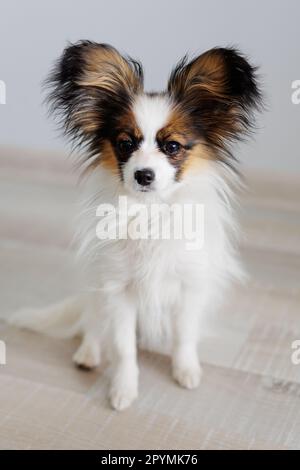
[{"left": 8, "top": 296, "right": 83, "bottom": 339}]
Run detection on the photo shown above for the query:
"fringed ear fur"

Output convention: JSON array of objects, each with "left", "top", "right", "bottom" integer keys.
[
  {"left": 46, "top": 41, "right": 144, "bottom": 158},
  {"left": 168, "top": 47, "right": 262, "bottom": 158}
]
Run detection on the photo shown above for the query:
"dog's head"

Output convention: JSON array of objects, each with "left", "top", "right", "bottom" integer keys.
[{"left": 47, "top": 41, "right": 261, "bottom": 197}]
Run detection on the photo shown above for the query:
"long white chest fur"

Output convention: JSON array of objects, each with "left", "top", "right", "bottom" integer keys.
[{"left": 77, "top": 163, "right": 242, "bottom": 353}]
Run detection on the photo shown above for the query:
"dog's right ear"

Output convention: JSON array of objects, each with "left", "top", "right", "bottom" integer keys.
[{"left": 46, "top": 41, "right": 144, "bottom": 151}]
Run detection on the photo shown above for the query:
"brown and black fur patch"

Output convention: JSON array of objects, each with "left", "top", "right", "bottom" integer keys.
[
  {"left": 46, "top": 41, "right": 144, "bottom": 164},
  {"left": 87, "top": 108, "right": 143, "bottom": 176},
  {"left": 110, "top": 109, "right": 144, "bottom": 175},
  {"left": 114, "top": 109, "right": 143, "bottom": 141},
  {"left": 156, "top": 107, "right": 211, "bottom": 179},
  {"left": 92, "top": 140, "right": 119, "bottom": 174},
  {"left": 167, "top": 47, "right": 262, "bottom": 164}
]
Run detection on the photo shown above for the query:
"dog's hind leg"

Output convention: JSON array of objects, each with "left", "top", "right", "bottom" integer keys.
[
  {"left": 73, "top": 332, "right": 101, "bottom": 370},
  {"left": 72, "top": 292, "right": 104, "bottom": 370}
]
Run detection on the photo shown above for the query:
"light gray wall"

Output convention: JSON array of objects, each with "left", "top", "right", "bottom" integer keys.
[{"left": 0, "top": 0, "right": 299, "bottom": 172}]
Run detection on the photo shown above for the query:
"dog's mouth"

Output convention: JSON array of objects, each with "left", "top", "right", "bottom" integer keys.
[
  {"left": 138, "top": 187, "right": 153, "bottom": 193},
  {"left": 130, "top": 182, "right": 155, "bottom": 194}
]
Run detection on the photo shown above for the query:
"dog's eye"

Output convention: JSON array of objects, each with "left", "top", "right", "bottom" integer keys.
[
  {"left": 117, "top": 139, "right": 134, "bottom": 154},
  {"left": 164, "top": 141, "right": 181, "bottom": 156}
]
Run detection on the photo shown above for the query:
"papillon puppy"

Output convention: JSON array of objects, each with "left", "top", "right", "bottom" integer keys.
[{"left": 10, "top": 42, "right": 261, "bottom": 410}]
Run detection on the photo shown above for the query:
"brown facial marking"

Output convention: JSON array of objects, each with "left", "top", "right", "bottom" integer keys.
[
  {"left": 157, "top": 108, "right": 192, "bottom": 145},
  {"left": 87, "top": 140, "right": 119, "bottom": 174},
  {"left": 87, "top": 108, "right": 143, "bottom": 177},
  {"left": 101, "top": 140, "right": 119, "bottom": 172},
  {"left": 114, "top": 109, "right": 143, "bottom": 142},
  {"left": 112, "top": 109, "right": 143, "bottom": 172},
  {"left": 179, "top": 142, "right": 212, "bottom": 178},
  {"left": 157, "top": 107, "right": 204, "bottom": 179}
]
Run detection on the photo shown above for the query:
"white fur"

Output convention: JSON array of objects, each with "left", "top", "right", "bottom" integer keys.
[{"left": 9, "top": 95, "right": 243, "bottom": 411}]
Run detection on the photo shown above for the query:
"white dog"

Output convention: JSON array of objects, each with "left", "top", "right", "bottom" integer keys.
[{"left": 10, "top": 42, "right": 261, "bottom": 410}]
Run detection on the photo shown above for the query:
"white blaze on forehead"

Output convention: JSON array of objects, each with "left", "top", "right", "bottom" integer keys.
[
  {"left": 132, "top": 94, "right": 172, "bottom": 150},
  {"left": 123, "top": 94, "right": 177, "bottom": 195}
]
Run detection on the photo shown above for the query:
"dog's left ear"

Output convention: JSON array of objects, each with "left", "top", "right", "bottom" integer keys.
[{"left": 168, "top": 47, "right": 262, "bottom": 153}]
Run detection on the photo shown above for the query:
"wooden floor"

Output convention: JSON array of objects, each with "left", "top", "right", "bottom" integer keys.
[{"left": 0, "top": 147, "right": 300, "bottom": 450}]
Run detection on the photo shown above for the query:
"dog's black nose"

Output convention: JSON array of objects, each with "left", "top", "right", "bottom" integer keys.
[{"left": 134, "top": 168, "right": 155, "bottom": 186}]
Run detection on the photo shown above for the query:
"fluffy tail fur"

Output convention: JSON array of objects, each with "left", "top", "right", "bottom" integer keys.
[{"left": 8, "top": 296, "right": 83, "bottom": 339}]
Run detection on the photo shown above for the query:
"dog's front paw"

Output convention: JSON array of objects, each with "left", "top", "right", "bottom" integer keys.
[
  {"left": 173, "top": 363, "right": 202, "bottom": 390},
  {"left": 109, "top": 364, "right": 138, "bottom": 411},
  {"left": 110, "top": 385, "right": 138, "bottom": 411}
]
